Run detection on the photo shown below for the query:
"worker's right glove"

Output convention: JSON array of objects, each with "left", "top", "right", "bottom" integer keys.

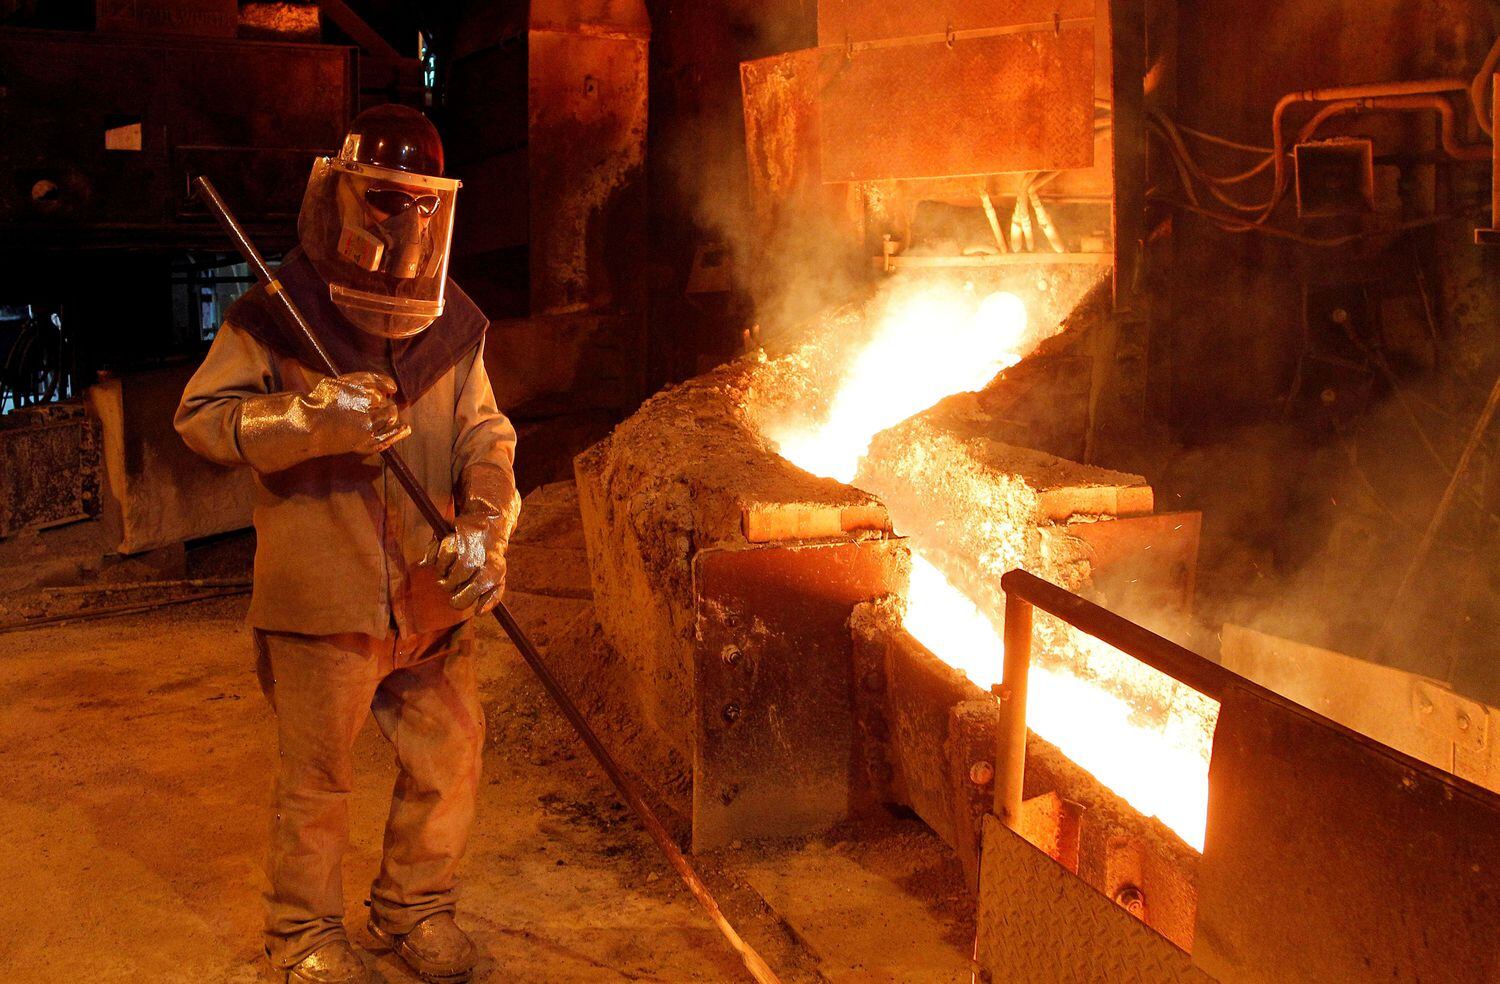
[{"left": 236, "top": 371, "right": 410, "bottom": 474}]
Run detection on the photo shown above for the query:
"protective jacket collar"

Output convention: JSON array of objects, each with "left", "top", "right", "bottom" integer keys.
[{"left": 228, "top": 248, "right": 488, "bottom": 405}]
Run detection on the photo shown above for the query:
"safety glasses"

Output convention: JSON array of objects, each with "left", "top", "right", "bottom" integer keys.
[{"left": 364, "top": 186, "right": 442, "bottom": 217}]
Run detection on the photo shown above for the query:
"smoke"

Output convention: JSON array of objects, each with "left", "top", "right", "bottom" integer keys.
[
  {"left": 649, "top": 0, "right": 868, "bottom": 355},
  {"left": 649, "top": 0, "right": 1500, "bottom": 713},
  {"left": 1142, "top": 335, "right": 1500, "bottom": 708}
]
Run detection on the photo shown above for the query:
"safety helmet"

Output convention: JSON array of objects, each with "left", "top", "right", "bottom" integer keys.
[{"left": 298, "top": 105, "right": 460, "bottom": 338}]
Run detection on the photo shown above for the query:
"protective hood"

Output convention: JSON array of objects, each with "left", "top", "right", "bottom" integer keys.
[{"left": 297, "top": 155, "right": 460, "bottom": 339}]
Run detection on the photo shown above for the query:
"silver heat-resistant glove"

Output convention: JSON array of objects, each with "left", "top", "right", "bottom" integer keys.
[
  {"left": 236, "top": 371, "right": 410, "bottom": 473},
  {"left": 423, "top": 462, "right": 521, "bottom": 613}
]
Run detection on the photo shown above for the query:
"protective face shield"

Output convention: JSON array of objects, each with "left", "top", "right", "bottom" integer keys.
[{"left": 298, "top": 105, "right": 460, "bottom": 339}]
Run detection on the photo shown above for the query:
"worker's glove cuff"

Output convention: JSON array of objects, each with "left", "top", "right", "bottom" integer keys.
[
  {"left": 458, "top": 462, "right": 522, "bottom": 543},
  {"left": 235, "top": 372, "right": 407, "bottom": 473}
]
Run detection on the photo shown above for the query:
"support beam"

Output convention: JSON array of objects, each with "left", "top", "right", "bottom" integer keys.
[{"left": 316, "top": 0, "right": 404, "bottom": 61}]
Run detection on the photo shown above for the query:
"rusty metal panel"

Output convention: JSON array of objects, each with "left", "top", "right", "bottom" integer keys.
[
  {"left": 0, "top": 29, "right": 351, "bottom": 234},
  {"left": 1220, "top": 625, "right": 1500, "bottom": 797},
  {"left": 692, "top": 538, "right": 906, "bottom": 851},
  {"left": 1195, "top": 682, "right": 1500, "bottom": 984},
  {"left": 90, "top": 367, "right": 255, "bottom": 554},
  {"left": 819, "top": 0, "right": 1094, "bottom": 46},
  {"left": 1048, "top": 510, "right": 1202, "bottom": 613},
  {"left": 977, "top": 815, "right": 1213, "bottom": 983},
  {"left": 741, "top": 49, "right": 823, "bottom": 205},
  {"left": 527, "top": 29, "right": 649, "bottom": 316},
  {"left": 740, "top": 49, "right": 829, "bottom": 233},
  {"left": 0, "top": 403, "right": 100, "bottom": 537},
  {"left": 818, "top": 28, "right": 1095, "bottom": 182},
  {"left": 739, "top": 47, "right": 864, "bottom": 272},
  {"left": 530, "top": 0, "right": 650, "bottom": 38}
]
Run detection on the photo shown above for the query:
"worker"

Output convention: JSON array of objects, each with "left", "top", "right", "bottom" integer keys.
[{"left": 175, "top": 104, "right": 520, "bottom": 984}]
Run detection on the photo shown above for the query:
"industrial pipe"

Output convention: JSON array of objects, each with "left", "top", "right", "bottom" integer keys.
[
  {"left": 1296, "top": 94, "right": 1490, "bottom": 162},
  {"left": 1471, "top": 38, "right": 1500, "bottom": 136},
  {"left": 1264, "top": 78, "right": 1478, "bottom": 219}
]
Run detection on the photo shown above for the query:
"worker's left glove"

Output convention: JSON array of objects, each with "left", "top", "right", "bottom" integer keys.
[{"left": 423, "top": 463, "right": 520, "bottom": 613}]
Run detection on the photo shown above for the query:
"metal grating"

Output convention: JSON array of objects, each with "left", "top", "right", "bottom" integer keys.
[{"left": 977, "top": 815, "right": 1213, "bottom": 983}]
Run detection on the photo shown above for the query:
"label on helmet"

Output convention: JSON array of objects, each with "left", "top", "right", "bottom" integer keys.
[{"left": 337, "top": 224, "right": 385, "bottom": 272}]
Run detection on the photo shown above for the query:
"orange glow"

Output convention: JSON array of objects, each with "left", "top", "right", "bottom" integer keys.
[
  {"left": 906, "top": 554, "right": 1215, "bottom": 849},
  {"left": 767, "top": 284, "right": 1216, "bottom": 850},
  {"left": 770, "top": 284, "right": 1028, "bottom": 482}
]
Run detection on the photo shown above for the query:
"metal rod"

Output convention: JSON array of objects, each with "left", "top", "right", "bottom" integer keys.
[
  {"left": 1295, "top": 94, "right": 1490, "bottom": 161},
  {"left": 194, "top": 177, "right": 782, "bottom": 984},
  {"left": 993, "top": 595, "right": 1033, "bottom": 830},
  {"left": 978, "top": 189, "right": 1009, "bottom": 253},
  {"left": 1375, "top": 337, "right": 1500, "bottom": 658},
  {"left": 999, "top": 569, "right": 1231, "bottom": 700},
  {"left": 0, "top": 587, "right": 251, "bottom": 634},
  {"left": 42, "top": 577, "right": 252, "bottom": 595}
]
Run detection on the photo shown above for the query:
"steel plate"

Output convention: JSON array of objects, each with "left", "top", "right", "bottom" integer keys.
[
  {"left": 692, "top": 538, "right": 906, "bottom": 851},
  {"left": 818, "top": 28, "right": 1095, "bottom": 182},
  {"left": 819, "top": 0, "right": 1094, "bottom": 46},
  {"left": 1195, "top": 681, "right": 1500, "bottom": 983}
]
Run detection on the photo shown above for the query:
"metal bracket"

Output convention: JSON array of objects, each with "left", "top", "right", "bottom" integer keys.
[{"left": 1411, "top": 680, "right": 1489, "bottom": 755}]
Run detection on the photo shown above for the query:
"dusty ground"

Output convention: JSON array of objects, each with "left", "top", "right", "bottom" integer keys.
[{"left": 0, "top": 486, "right": 974, "bottom": 983}]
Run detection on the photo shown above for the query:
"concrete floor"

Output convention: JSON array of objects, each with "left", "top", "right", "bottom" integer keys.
[
  {"left": 0, "top": 598, "right": 771, "bottom": 983},
  {"left": 0, "top": 485, "right": 974, "bottom": 983}
]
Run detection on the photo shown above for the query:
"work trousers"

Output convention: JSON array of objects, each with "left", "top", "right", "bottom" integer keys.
[{"left": 253, "top": 621, "right": 484, "bottom": 969}]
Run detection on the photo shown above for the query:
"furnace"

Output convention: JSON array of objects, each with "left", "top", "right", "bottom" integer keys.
[{"left": 567, "top": 0, "right": 1500, "bottom": 976}]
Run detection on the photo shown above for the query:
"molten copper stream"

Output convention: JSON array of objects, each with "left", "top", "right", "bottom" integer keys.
[{"left": 764, "top": 283, "right": 1218, "bottom": 849}]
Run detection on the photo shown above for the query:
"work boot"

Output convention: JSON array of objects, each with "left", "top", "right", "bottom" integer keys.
[
  {"left": 285, "top": 940, "right": 370, "bottom": 984},
  {"left": 370, "top": 912, "right": 478, "bottom": 983}
]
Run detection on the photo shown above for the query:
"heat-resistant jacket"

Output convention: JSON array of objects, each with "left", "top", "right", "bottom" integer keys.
[{"left": 175, "top": 317, "right": 519, "bottom": 638}]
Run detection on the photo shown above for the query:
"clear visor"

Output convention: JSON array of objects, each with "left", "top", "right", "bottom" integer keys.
[{"left": 298, "top": 157, "right": 460, "bottom": 338}]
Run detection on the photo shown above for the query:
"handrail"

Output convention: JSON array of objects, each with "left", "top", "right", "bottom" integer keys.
[
  {"left": 1001, "top": 569, "right": 1233, "bottom": 698},
  {"left": 991, "top": 568, "right": 1232, "bottom": 830},
  {"left": 990, "top": 568, "right": 1500, "bottom": 838}
]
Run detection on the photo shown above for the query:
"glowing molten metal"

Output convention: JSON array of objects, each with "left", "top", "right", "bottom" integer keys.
[
  {"left": 771, "top": 287, "right": 1029, "bottom": 483},
  {"left": 768, "top": 284, "right": 1215, "bottom": 850},
  {"left": 906, "top": 555, "right": 1212, "bottom": 848}
]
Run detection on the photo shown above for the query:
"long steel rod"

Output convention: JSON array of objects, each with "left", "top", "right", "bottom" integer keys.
[
  {"left": 0, "top": 587, "right": 251, "bottom": 634},
  {"left": 194, "top": 177, "right": 781, "bottom": 984}
]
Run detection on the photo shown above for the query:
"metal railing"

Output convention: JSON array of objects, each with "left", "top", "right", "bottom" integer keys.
[{"left": 992, "top": 568, "right": 1232, "bottom": 829}]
